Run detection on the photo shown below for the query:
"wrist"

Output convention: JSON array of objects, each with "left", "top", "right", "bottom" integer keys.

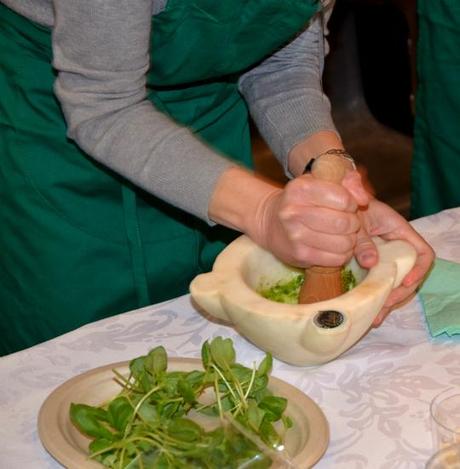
[
  {"left": 208, "top": 166, "right": 281, "bottom": 238},
  {"left": 288, "top": 130, "right": 345, "bottom": 177},
  {"left": 303, "top": 148, "right": 356, "bottom": 176}
]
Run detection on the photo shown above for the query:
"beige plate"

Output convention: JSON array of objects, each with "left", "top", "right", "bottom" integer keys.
[{"left": 38, "top": 358, "right": 329, "bottom": 469}]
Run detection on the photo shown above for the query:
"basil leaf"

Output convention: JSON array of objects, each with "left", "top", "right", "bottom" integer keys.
[
  {"left": 256, "top": 353, "right": 272, "bottom": 377},
  {"left": 259, "top": 420, "right": 281, "bottom": 448},
  {"left": 99, "top": 452, "right": 118, "bottom": 467},
  {"left": 229, "top": 364, "right": 252, "bottom": 385},
  {"left": 70, "top": 403, "right": 114, "bottom": 440},
  {"left": 167, "top": 418, "right": 202, "bottom": 442},
  {"left": 282, "top": 414, "right": 294, "bottom": 429},
  {"left": 201, "top": 340, "right": 211, "bottom": 369},
  {"left": 137, "top": 401, "right": 158, "bottom": 423},
  {"left": 177, "top": 378, "right": 196, "bottom": 404},
  {"left": 159, "top": 400, "right": 180, "bottom": 419},
  {"left": 252, "top": 375, "right": 269, "bottom": 394},
  {"left": 145, "top": 346, "right": 167, "bottom": 376},
  {"left": 107, "top": 396, "right": 133, "bottom": 432},
  {"left": 129, "top": 357, "right": 155, "bottom": 392},
  {"left": 185, "top": 370, "right": 205, "bottom": 389},
  {"left": 209, "top": 336, "right": 236, "bottom": 370},
  {"left": 125, "top": 451, "right": 161, "bottom": 469},
  {"left": 259, "top": 396, "right": 287, "bottom": 422},
  {"left": 129, "top": 356, "right": 145, "bottom": 379},
  {"left": 88, "top": 438, "right": 114, "bottom": 454},
  {"left": 247, "top": 399, "right": 266, "bottom": 432}
]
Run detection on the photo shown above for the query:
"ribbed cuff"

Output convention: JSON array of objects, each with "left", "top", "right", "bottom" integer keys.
[{"left": 250, "top": 90, "right": 338, "bottom": 178}]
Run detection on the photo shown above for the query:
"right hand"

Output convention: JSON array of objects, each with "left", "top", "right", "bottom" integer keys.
[{"left": 247, "top": 170, "right": 369, "bottom": 268}]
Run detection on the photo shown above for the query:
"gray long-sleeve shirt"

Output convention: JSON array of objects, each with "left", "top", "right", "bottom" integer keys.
[{"left": 2, "top": 0, "right": 336, "bottom": 223}]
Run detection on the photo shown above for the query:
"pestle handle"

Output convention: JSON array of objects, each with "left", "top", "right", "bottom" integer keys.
[{"left": 298, "top": 152, "right": 355, "bottom": 304}]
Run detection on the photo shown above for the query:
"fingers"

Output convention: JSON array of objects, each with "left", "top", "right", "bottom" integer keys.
[
  {"left": 371, "top": 242, "right": 432, "bottom": 328},
  {"left": 402, "top": 253, "right": 434, "bottom": 288},
  {"left": 288, "top": 175, "right": 359, "bottom": 213},
  {"left": 281, "top": 205, "right": 361, "bottom": 235},
  {"left": 372, "top": 289, "right": 418, "bottom": 327},
  {"left": 377, "top": 214, "right": 434, "bottom": 289},
  {"left": 289, "top": 227, "right": 356, "bottom": 257},
  {"left": 355, "top": 198, "right": 435, "bottom": 328},
  {"left": 355, "top": 164, "right": 376, "bottom": 197},
  {"left": 278, "top": 210, "right": 358, "bottom": 267},
  {"left": 285, "top": 243, "right": 355, "bottom": 268},
  {"left": 258, "top": 185, "right": 362, "bottom": 268},
  {"left": 372, "top": 306, "right": 390, "bottom": 327},
  {"left": 401, "top": 235, "right": 435, "bottom": 288},
  {"left": 371, "top": 248, "right": 432, "bottom": 328},
  {"left": 276, "top": 182, "right": 361, "bottom": 267},
  {"left": 354, "top": 226, "right": 378, "bottom": 268},
  {"left": 257, "top": 171, "right": 373, "bottom": 269}
]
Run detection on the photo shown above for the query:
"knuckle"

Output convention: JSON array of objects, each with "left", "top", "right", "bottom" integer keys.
[
  {"left": 334, "top": 215, "right": 350, "bottom": 233},
  {"left": 278, "top": 205, "right": 297, "bottom": 223},
  {"left": 292, "top": 175, "right": 314, "bottom": 194},
  {"left": 337, "top": 235, "right": 355, "bottom": 254},
  {"left": 334, "top": 214, "right": 360, "bottom": 234},
  {"left": 288, "top": 229, "right": 304, "bottom": 243},
  {"left": 293, "top": 245, "right": 314, "bottom": 265},
  {"left": 286, "top": 177, "right": 303, "bottom": 192}
]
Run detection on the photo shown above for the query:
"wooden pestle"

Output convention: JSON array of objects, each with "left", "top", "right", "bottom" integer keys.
[{"left": 298, "top": 152, "right": 355, "bottom": 304}]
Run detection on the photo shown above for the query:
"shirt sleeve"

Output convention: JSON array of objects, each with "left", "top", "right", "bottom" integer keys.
[
  {"left": 238, "top": 5, "right": 338, "bottom": 178},
  {"left": 51, "top": 0, "right": 235, "bottom": 224}
]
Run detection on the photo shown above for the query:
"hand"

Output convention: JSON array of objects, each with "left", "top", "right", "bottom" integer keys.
[
  {"left": 248, "top": 170, "right": 369, "bottom": 268},
  {"left": 354, "top": 199, "right": 435, "bottom": 327}
]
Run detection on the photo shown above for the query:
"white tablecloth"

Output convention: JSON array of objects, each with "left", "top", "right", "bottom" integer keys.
[{"left": 1, "top": 208, "right": 460, "bottom": 469}]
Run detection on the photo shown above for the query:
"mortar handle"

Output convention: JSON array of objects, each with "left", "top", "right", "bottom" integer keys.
[{"left": 298, "top": 152, "right": 355, "bottom": 304}]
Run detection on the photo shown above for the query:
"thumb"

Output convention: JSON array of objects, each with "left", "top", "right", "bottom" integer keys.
[
  {"left": 342, "top": 170, "right": 370, "bottom": 207},
  {"left": 355, "top": 227, "right": 378, "bottom": 268}
]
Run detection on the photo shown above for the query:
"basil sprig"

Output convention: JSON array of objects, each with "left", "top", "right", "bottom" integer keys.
[{"left": 70, "top": 337, "right": 292, "bottom": 468}]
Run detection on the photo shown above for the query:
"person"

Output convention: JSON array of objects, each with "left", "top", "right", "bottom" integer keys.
[
  {"left": 411, "top": 0, "right": 460, "bottom": 218},
  {"left": 0, "top": 0, "right": 433, "bottom": 356}
]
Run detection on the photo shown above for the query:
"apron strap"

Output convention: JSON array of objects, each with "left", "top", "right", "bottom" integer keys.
[{"left": 121, "top": 186, "right": 151, "bottom": 306}]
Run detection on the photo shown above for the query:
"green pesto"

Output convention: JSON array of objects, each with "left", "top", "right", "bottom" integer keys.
[
  {"left": 341, "top": 267, "right": 357, "bottom": 292},
  {"left": 259, "top": 268, "right": 357, "bottom": 304},
  {"left": 258, "top": 274, "right": 304, "bottom": 304}
]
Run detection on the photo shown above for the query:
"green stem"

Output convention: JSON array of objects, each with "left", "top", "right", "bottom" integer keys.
[
  {"left": 123, "top": 385, "right": 161, "bottom": 438},
  {"left": 135, "top": 450, "right": 144, "bottom": 469},
  {"left": 211, "top": 364, "right": 238, "bottom": 403},
  {"left": 118, "top": 446, "right": 126, "bottom": 469},
  {"left": 147, "top": 429, "right": 196, "bottom": 450},
  {"left": 229, "top": 371, "right": 247, "bottom": 406},
  {"left": 112, "top": 369, "right": 142, "bottom": 394},
  {"left": 89, "top": 435, "right": 159, "bottom": 459},
  {"left": 243, "top": 363, "right": 257, "bottom": 400},
  {"left": 214, "top": 374, "right": 224, "bottom": 420}
]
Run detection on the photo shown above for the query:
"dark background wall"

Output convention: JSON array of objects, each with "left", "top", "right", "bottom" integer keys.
[{"left": 252, "top": 0, "right": 417, "bottom": 218}]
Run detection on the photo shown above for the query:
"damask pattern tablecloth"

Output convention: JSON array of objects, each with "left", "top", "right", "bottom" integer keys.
[{"left": 1, "top": 208, "right": 460, "bottom": 469}]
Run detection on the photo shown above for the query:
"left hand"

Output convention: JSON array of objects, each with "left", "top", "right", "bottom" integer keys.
[{"left": 352, "top": 198, "right": 435, "bottom": 327}]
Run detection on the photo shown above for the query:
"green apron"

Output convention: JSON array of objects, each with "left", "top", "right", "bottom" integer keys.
[
  {"left": 411, "top": 0, "right": 460, "bottom": 218},
  {"left": 0, "top": 0, "right": 318, "bottom": 355}
]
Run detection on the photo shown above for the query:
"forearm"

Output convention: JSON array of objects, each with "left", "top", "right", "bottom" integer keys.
[
  {"left": 52, "top": 0, "right": 234, "bottom": 223},
  {"left": 238, "top": 12, "right": 338, "bottom": 177}
]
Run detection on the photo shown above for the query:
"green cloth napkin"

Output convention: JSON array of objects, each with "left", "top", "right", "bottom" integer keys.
[{"left": 419, "top": 258, "right": 460, "bottom": 337}]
